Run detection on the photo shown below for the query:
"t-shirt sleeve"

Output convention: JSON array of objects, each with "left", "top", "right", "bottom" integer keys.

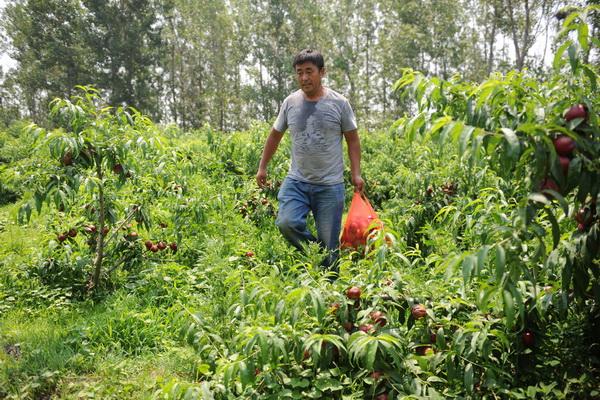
[
  {"left": 341, "top": 100, "right": 357, "bottom": 132},
  {"left": 273, "top": 99, "right": 288, "bottom": 132}
]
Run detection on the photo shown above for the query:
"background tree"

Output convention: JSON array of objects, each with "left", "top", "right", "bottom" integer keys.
[
  {"left": 83, "top": 0, "right": 169, "bottom": 121},
  {"left": 0, "top": 68, "right": 21, "bottom": 127},
  {"left": 2, "top": 0, "right": 94, "bottom": 122},
  {"left": 503, "top": 0, "right": 563, "bottom": 70},
  {"left": 0, "top": 0, "right": 574, "bottom": 130}
]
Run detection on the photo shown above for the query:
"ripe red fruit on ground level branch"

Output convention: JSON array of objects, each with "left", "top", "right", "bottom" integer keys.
[
  {"left": 411, "top": 304, "right": 427, "bottom": 319},
  {"left": 553, "top": 135, "right": 575, "bottom": 156},
  {"left": 346, "top": 286, "right": 361, "bottom": 300},
  {"left": 522, "top": 330, "right": 535, "bottom": 347},
  {"left": 150, "top": 244, "right": 159, "bottom": 253},
  {"left": 559, "top": 156, "right": 570, "bottom": 176},
  {"left": 245, "top": 251, "right": 254, "bottom": 257},
  {"left": 370, "top": 371, "right": 383, "bottom": 380},
  {"left": 112, "top": 163, "right": 124, "bottom": 174},
  {"left": 370, "top": 310, "right": 383, "bottom": 320},
  {"left": 564, "top": 104, "right": 588, "bottom": 121},
  {"left": 61, "top": 151, "right": 73, "bottom": 166},
  {"left": 575, "top": 207, "right": 593, "bottom": 226},
  {"left": 170, "top": 242, "right": 178, "bottom": 252},
  {"left": 370, "top": 311, "right": 387, "bottom": 326},
  {"left": 359, "top": 324, "right": 374, "bottom": 333},
  {"left": 376, "top": 392, "right": 388, "bottom": 400},
  {"left": 145, "top": 240, "right": 153, "bottom": 250},
  {"left": 430, "top": 332, "right": 437, "bottom": 343},
  {"left": 576, "top": 208, "right": 586, "bottom": 224},
  {"left": 57, "top": 233, "right": 67, "bottom": 242},
  {"left": 68, "top": 228, "right": 77, "bottom": 238},
  {"left": 303, "top": 349, "right": 310, "bottom": 360},
  {"left": 157, "top": 241, "right": 167, "bottom": 250},
  {"left": 330, "top": 302, "right": 340, "bottom": 314},
  {"left": 540, "top": 177, "right": 559, "bottom": 192}
]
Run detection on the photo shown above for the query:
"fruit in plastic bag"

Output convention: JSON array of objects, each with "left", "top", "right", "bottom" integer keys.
[{"left": 340, "top": 192, "right": 381, "bottom": 249}]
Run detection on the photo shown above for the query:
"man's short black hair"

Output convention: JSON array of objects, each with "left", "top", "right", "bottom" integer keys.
[{"left": 292, "top": 49, "right": 325, "bottom": 70}]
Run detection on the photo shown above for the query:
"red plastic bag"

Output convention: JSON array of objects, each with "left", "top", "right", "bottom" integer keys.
[{"left": 340, "top": 192, "right": 382, "bottom": 249}]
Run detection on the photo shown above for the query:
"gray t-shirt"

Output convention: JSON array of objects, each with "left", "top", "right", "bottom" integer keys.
[{"left": 273, "top": 88, "right": 357, "bottom": 185}]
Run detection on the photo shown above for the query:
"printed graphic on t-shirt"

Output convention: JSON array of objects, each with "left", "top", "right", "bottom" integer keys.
[
  {"left": 272, "top": 89, "right": 357, "bottom": 185},
  {"left": 296, "top": 112, "right": 327, "bottom": 154}
]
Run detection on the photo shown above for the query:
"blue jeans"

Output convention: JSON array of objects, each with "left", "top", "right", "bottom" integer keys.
[{"left": 276, "top": 177, "right": 345, "bottom": 266}]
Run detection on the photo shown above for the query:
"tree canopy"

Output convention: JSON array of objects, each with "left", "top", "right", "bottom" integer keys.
[{"left": 0, "top": 0, "right": 596, "bottom": 130}]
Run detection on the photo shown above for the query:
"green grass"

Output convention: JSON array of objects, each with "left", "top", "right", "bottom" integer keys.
[{"left": 0, "top": 283, "right": 201, "bottom": 399}]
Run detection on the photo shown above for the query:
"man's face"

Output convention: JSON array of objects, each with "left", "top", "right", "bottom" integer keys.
[{"left": 295, "top": 62, "right": 324, "bottom": 97}]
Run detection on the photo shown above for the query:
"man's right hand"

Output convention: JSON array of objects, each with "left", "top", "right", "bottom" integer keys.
[
  {"left": 256, "top": 128, "right": 283, "bottom": 188},
  {"left": 256, "top": 167, "right": 267, "bottom": 188}
]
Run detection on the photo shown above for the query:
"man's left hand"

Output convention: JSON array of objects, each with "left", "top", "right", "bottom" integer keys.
[{"left": 352, "top": 174, "right": 365, "bottom": 193}]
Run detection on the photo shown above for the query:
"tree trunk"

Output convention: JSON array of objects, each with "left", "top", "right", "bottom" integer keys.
[
  {"left": 90, "top": 159, "right": 105, "bottom": 290},
  {"left": 168, "top": 17, "right": 179, "bottom": 124},
  {"left": 365, "top": 30, "right": 371, "bottom": 128},
  {"left": 506, "top": 0, "right": 533, "bottom": 70},
  {"left": 486, "top": 1, "right": 500, "bottom": 75}
]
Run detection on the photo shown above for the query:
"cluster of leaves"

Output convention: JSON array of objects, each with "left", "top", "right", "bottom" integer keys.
[
  {"left": 1, "top": 9, "right": 599, "bottom": 400},
  {"left": 1, "top": 113, "right": 598, "bottom": 398}
]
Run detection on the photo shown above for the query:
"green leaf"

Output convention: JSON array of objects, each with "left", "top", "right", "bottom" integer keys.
[
  {"left": 366, "top": 340, "right": 378, "bottom": 370},
  {"left": 545, "top": 207, "right": 561, "bottom": 249},
  {"left": 222, "top": 362, "right": 237, "bottom": 388},
  {"left": 528, "top": 193, "right": 550, "bottom": 206},
  {"left": 239, "top": 361, "right": 254, "bottom": 388},
  {"left": 568, "top": 45, "right": 579, "bottom": 73},
  {"left": 581, "top": 65, "right": 598, "bottom": 92},
  {"left": 274, "top": 299, "right": 285, "bottom": 324},
  {"left": 464, "top": 363, "right": 474, "bottom": 393},
  {"left": 500, "top": 128, "right": 520, "bottom": 159},
  {"left": 503, "top": 290, "right": 515, "bottom": 329},
  {"left": 429, "top": 116, "right": 453, "bottom": 136},
  {"left": 577, "top": 22, "right": 589, "bottom": 51},
  {"left": 562, "top": 10, "right": 581, "bottom": 28},
  {"left": 458, "top": 126, "right": 475, "bottom": 156},
  {"left": 314, "top": 378, "right": 343, "bottom": 392},
  {"left": 310, "top": 290, "right": 325, "bottom": 323},
  {"left": 289, "top": 378, "right": 310, "bottom": 388},
  {"left": 196, "top": 364, "right": 211, "bottom": 375},
  {"left": 553, "top": 40, "right": 572, "bottom": 70},
  {"left": 476, "top": 246, "right": 490, "bottom": 275},
  {"left": 436, "top": 327, "right": 446, "bottom": 349},
  {"left": 392, "top": 69, "right": 416, "bottom": 92},
  {"left": 476, "top": 286, "right": 495, "bottom": 311},
  {"left": 462, "top": 255, "right": 475, "bottom": 284},
  {"left": 18, "top": 202, "right": 32, "bottom": 224}
]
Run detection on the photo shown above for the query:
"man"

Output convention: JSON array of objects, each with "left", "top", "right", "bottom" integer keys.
[{"left": 256, "top": 49, "right": 363, "bottom": 272}]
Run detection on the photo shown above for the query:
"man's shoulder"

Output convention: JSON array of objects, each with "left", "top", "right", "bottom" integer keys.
[
  {"left": 324, "top": 88, "right": 350, "bottom": 103},
  {"left": 282, "top": 90, "right": 304, "bottom": 105}
]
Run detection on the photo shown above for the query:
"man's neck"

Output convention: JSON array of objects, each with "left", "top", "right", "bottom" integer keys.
[{"left": 303, "top": 86, "right": 326, "bottom": 101}]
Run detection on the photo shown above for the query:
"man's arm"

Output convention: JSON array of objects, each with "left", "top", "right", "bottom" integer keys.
[
  {"left": 343, "top": 129, "right": 364, "bottom": 192},
  {"left": 256, "top": 128, "right": 284, "bottom": 187}
]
